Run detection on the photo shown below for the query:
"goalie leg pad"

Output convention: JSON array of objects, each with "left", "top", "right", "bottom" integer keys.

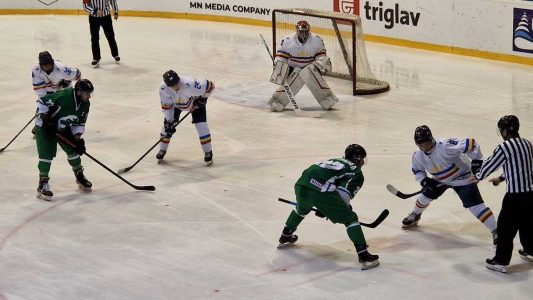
[
  {"left": 267, "top": 68, "right": 304, "bottom": 112},
  {"left": 300, "top": 64, "right": 339, "bottom": 110},
  {"left": 270, "top": 60, "right": 290, "bottom": 85}
]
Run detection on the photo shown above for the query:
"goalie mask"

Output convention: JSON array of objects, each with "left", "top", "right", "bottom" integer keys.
[{"left": 296, "top": 20, "right": 310, "bottom": 43}]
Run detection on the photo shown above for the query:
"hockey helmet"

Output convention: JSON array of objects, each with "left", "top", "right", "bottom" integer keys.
[
  {"left": 498, "top": 115, "right": 520, "bottom": 135},
  {"left": 296, "top": 20, "right": 310, "bottom": 43},
  {"left": 414, "top": 125, "right": 433, "bottom": 145},
  {"left": 345, "top": 144, "right": 367, "bottom": 164},
  {"left": 163, "top": 70, "right": 180, "bottom": 87},
  {"left": 38, "top": 51, "right": 54, "bottom": 66},
  {"left": 75, "top": 79, "right": 94, "bottom": 93}
]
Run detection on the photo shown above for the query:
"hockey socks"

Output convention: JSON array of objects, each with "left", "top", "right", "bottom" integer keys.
[
  {"left": 468, "top": 203, "right": 497, "bottom": 232},
  {"left": 195, "top": 122, "right": 212, "bottom": 153},
  {"left": 346, "top": 222, "right": 366, "bottom": 246},
  {"left": 413, "top": 194, "right": 432, "bottom": 214},
  {"left": 285, "top": 210, "right": 305, "bottom": 231}
]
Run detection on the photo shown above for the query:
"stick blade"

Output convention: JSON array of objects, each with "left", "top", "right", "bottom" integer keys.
[
  {"left": 135, "top": 185, "right": 156, "bottom": 191},
  {"left": 117, "top": 166, "right": 132, "bottom": 174},
  {"left": 386, "top": 184, "right": 399, "bottom": 195},
  {"left": 362, "top": 209, "right": 389, "bottom": 228},
  {"left": 0, "top": 148, "right": 5, "bottom": 153}
]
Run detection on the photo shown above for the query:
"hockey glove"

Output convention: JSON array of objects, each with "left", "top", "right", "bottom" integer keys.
[
  {"left": 420, "top": 177, "right": 439, "bottom": 189},
  {"left": 163, "top": 120, "right": 176, "bottom": 138},
  {"left": 40, "top": 112, "right": 57, "bottom": 134},
  {"left": 471, "top": 159, "right": 483, "bottom": 175},
  {"left": 315, "top": 210, "right": 326, "bottom": 218},
  {"left": 73, "top": 138, "right": 86, "bottom": 155},
  {"left": 57, "top": 79, "right": 71, "bottom": 88}
]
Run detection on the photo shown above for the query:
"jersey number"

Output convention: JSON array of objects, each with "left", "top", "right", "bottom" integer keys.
[{"left": 316, "top": 160, "right": 344, "bottom": 170}]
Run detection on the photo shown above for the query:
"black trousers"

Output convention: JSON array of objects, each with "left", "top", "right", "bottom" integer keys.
[
  {"left": 495, "top": 191, "right": 533, "bottom": 264},
  {"left": 89, "top": 15, "right": 119, "bottom": 60}
]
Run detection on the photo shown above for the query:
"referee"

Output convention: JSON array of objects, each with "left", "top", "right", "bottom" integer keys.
[
  {"left": 83, "top": 0, "right": 120, "bottom": 67},
  {"left": 474, "top": 115, "right": 533, "bottom": 273}
]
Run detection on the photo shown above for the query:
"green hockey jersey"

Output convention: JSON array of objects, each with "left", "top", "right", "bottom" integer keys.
[
  {"left": 296, "top": 158, "right": 364, "bottom": 200},
  {"left": 36, "top": 87, "right": 90, "bottom": 135}
]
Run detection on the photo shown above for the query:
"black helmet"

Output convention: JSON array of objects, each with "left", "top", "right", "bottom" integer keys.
[
  {"left": 75, "top": 79, "right": 94, "bottom": 93},
  {"left": 414, "top": 125, "right": 433, "bottom": 144},
  {"left": 498, "top": 115, "right": 519, "bottom": 135},
  {"left": 345, "top": 144, "right": 366, "bottom": 163},
  {"left": 163, "top": 70, "right": 179, "bottom": 86},
  {"left": 38, "top": 51, "right": 54, "bottom": 65}
]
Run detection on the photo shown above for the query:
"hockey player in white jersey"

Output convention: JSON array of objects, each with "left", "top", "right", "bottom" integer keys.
[
  {"left": 156, "top": 70, "right": 215, "bottom": 165},
  {"left": 402, "top": 125, "right": 498, "bottom": 244},
  {"left": 32, "top": 51, "right": 81, "bottom": 100},
  {"left": 268, "top": 20, "right": 338, "bottom": 112}
]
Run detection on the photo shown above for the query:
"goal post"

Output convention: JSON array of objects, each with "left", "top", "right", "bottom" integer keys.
[{"left": 272, "top": 8, "right": 390, "bottom": 95}]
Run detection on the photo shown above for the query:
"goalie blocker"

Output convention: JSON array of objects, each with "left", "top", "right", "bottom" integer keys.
[{"left": 268, "top": 59, "right": 338, "bottom": 112}]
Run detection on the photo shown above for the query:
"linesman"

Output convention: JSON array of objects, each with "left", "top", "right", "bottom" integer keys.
[{"left": 474, "top": 115, "right": 533, "bottom": 273}]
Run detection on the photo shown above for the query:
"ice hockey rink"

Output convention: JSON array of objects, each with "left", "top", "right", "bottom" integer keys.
[{"left": 1, "top": 15, "right": 533, "bottom": 300}]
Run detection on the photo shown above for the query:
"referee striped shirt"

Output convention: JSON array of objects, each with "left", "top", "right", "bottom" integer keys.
[
  {"left": 83, "top": 0, "right": 118, "bottom": 17},
  {"left": 476, "top": 137, "right": 533, "bottom": 193}
]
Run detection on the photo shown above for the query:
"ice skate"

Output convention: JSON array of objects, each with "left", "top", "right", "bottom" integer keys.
[
  {"left": 486, "top": 258, "right": 507, "bottom": 273},
  {"left": 204, "top": 151, "right": 213, "bottom": 166},
  {"left": 277, "top": 234, "right": 298, "bottom": 249},
  {"left": 356, "top": 245, "right": 380, "bottom": 270},
  {"left": 402, "top": 211, "right": 421, "bottom": 229},
  {"left": 36, "top": 176, "right": 53, "bottom": 201},
  {"left": 156, "top": 150, "right": 166, "bottom": 161},
  {"left": 519, "top": 249, "right": 533, "bottom": 263},
  {"left": 75, "top": 168, "right": 92, "bottom": 192}
]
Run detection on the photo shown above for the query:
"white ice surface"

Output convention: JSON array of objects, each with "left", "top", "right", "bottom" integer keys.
[{"left": 1, "top": 15, "right": 533, "bottom": 300}]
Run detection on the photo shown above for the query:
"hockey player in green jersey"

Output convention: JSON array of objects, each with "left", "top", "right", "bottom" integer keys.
[
  {"left": 34, "top": 79, "right": 94, "bottom": 201},
  {"left": 277, "top": 144, "right": 380, "bottom": 270}
]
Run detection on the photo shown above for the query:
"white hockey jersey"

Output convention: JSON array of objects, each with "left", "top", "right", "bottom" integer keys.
[
  {"left": 159, "top": 76, "right": 213, "bottom": 121},
  {"left": 412, "top": 138, "right": 482, "bottom": 186},
  {"left": 32, "top": 60, "right": 81, "bottom": 100},
  {"left": 275, "top": 32, "right": 327, "bottom": 69}
]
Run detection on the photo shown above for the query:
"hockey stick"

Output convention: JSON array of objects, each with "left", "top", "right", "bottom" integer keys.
[
  {"left": 259, "top": 34, "right": 322, "bottom": 118},
  {"left": 56, "top": 134, "right": 156, "bottom": 191},
  {"left": 0, "top": 114, "right": 36, "bottom": 153},
  {"left": 386, "top": 184, "right": 422, "bottom": 199},
  {"left": 278, "top": 198, "right": 389, "bottom": 228},
  {"left": 117, "top": 111, "right": 191, "bottom": 174}
]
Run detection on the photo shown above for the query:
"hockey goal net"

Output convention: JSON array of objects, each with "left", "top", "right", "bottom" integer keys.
[{"left": 272, "top": 8, "right": 389, "bottom": 95}]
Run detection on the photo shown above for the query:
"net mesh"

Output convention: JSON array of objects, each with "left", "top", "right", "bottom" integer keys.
[{"left": 273, "top": 8, "right": 389, "bottom": 95}]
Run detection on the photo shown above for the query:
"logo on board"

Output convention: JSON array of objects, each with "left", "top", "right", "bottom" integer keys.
[
  {"left": 513, "top": 8, "right": 533, "bottom": 54},
  {"left": 333, "top": 0, "right": 359, "bottom": 16}
]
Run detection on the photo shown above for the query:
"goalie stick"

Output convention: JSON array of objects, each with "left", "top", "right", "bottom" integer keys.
[
  {"left": 259, "top": 34, "right": 322, "bottom": 118},
  {"left": 385, "top": 184, "right": 422, "bottom": 199},
  {"left": 278, "top": 198, "right": 389, "bottom": 228}
]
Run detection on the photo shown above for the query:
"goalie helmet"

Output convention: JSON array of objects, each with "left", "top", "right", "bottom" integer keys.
[
  {"left": 414, "top": 125, "right": 433, "bottom": 144},
  {"left": 296, "top": 20, "right": 310, "bottom": 43},
  {"left": 75, "top": 79, "right": 94, "bottom": 93},
  {"left": 498, "top": 115, "right": 520, "bottom": 135},
  {"left": 163, "top": 70, "right": 180, "bottom": 86},
  {"left": 38, "top": 51, "right": 54, "bottom": 66},
  {"left": 345, "top": 144, "right": 366, "bottom": 164}
]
